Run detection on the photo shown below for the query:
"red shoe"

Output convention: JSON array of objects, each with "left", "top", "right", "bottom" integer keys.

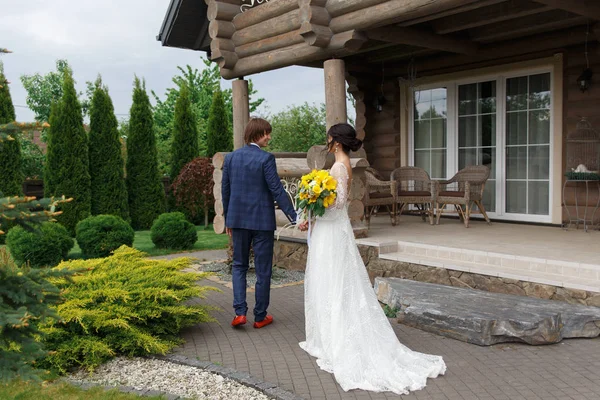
[
  {"left": 231, "top": 315, "right": 247, "bottom": 327},
  {"left": 253, "top": 315, "right": 273, "bottom": 329}
]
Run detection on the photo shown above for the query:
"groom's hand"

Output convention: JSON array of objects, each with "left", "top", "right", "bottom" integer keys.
[
  {"left": 226, "top": 227, "right": 232, "bottom": 237},
  {"left": 298, "top": 221, "right": 309, "bottom": 231}
]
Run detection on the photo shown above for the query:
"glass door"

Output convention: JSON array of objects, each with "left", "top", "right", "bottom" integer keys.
[{"left": 413, "top": 88, "right": 447, "bottom": 179}]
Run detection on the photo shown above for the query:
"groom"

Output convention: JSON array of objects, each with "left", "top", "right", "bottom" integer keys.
[{"left": 222, "top": 118, "right": 298, "bottom": 329}]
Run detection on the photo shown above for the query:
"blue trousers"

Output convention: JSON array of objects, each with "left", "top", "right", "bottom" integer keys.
[{"left": 231, "top": 229, "right": 274, "bottom": 322}]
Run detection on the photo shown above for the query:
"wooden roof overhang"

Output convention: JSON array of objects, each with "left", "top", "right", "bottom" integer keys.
[{"left": 157, "top": 0, "right": 600, "bottom": 80}]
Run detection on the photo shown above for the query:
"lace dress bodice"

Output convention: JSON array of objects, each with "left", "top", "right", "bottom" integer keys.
[{"left": 317, "top": 162, "right": 350, "bottom": 221}]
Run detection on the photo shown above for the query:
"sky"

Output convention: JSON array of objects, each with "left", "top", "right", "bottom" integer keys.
[{"left": 1, "top": 0, "right": 331, "bottom": 123}]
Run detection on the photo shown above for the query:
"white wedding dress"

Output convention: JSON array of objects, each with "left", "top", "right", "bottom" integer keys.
[{"left": 299, "top": 162, "right": 446, "bottom": 395}]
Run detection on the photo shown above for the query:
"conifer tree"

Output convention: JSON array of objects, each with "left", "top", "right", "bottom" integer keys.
[
  {"left": 44, "top": 72, "right": 91, "bottom": 234},
  {"left": 126, "top": 77, "right": 165, "bottom": 229},
  {"left": 206, "top": 88, "right": 232, "bottom": 158},
  {"left": 170, "top": 84, "right": 199, "bottom": 182},
  {"left": 0, "top": 62, "right": 23, "bottom": 196},
  {"left": 88, "top": 78, "right": 129, "bottom": 221}
]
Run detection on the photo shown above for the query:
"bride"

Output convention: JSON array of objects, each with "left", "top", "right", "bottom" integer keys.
[{"left": 298, "top": 123, "right": 446, "bottom": 395}]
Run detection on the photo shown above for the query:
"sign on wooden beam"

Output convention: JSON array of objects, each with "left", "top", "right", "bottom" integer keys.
[{"left": 241, "top": 0, "right": 270, "bottom": 13}]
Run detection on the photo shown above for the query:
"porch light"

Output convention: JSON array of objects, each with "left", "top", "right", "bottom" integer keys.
[
  {"left": 373, "top": 94, "right": 386, "bottom": 112},
  {"left": 577, "top": 68, "right": 593, "bottom": 92}
]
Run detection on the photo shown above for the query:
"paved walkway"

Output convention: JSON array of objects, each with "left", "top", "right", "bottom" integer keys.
[{"left": 176, "top": 282, "right": 600, "bottom": 400}]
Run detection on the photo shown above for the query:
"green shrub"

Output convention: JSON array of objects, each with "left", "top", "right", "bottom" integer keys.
[
  {"left": 39, "top": 246, "right": 218, "bottom": 374},
  {"left": 0, "top": 248, "right": 72, "bottom": 382},
  {"left": 6, "top": 222, "right": 73, "bottom": 268},
  {"left": 150, "top": 212, "right": 197, "bottom": 250},
  {"left": 75, "top": 215, "right": 134, "bottom": 258}
]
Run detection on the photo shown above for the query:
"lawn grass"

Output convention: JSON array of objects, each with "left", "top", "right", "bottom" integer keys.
[
  {"left": 0, "top": 380, "right": 167, "bottom": 400},
  {"left": 68, "top": 224, "right": 229, "bottom": 258}
]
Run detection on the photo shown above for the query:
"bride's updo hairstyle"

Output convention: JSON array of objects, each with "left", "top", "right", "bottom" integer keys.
[{"left": 326, "top": 123, "right": 363, "bottom": 154}]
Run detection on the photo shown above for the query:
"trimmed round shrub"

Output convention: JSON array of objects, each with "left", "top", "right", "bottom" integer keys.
[
  {"left": 75, "top": 214, "right": 135, "bottom": 258},
  {"left": 6, "top": 222, "right": 74, "bottom": 268},
  {"left": 151, "top": 212, "right": 197, "bottom": 250}
]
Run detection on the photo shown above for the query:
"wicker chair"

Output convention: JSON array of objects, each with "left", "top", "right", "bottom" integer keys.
[
  {"left": 390, "top": 167, "right": 435, "bottom": 225},
  {"left": 434, "top": 165, "right": 492, "bottom": 228},
  {"left": 363, "top": 167, "right": 397, "bottom": 227}
]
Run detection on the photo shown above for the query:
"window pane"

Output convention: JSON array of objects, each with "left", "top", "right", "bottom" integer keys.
[
  {"left": 528, "top": 181, "right": 549, "bottom": 215},
  {"left": 459, "top": 148, "right": 478, "bottom": 170},
  {"left": 480, "top": 114, "right": 496, "bottom": 147},
  {"left": 430, "top": 100, "right": 447, "bottom": 118},
  {"left": 529, "top": 73, "right": 551, "bottom": 110},
  {"left": 414, "top": 120, "right": 430, "bottom": 149},
  {"left": 480, "top": 148, "right": 496, "bottom": 177},
  {"left": 430, "top": 149, "right": 446, "bottom": 179},
  {"left": 506, "top": 146, "right": 527, "bottom": 179},
  {"left": 528, "top": 145, "right": 550, "bottom": 180},
  {"left": 459, "top": 84, "right": 477, "bottom": 115},
  {"left": 506, "top": 181, "right": 527, "bottom": 214},
  {"left": 479, "top": 81, "right": 496, "bottom": 114},
  {"left": 431, "top": 118, "right": 447, "bottom": 148},
  {"left": 506, "top": 76, "right": 528, "bottom": 111},
  {"left": 529, "top": 110, "right": 550, "bottom": 144},
  {"left": 414, "top": 150, "right": 430, "bottom": 172},
  {"left": 482, "top": 180, "right": 496, "bottom": 213},
  {"left": 458, "top": 116, "right": 478, "bottom": 147},
  {"left": 506, "top": 111, "right": 527, "bottom": 145}
]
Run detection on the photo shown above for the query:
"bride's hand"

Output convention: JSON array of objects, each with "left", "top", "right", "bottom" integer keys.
[{"left": 298, "top": 221, "right": 309, "bottom": 231}]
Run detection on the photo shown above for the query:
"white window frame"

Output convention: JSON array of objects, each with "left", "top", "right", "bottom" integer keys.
[{"left": 409, "top": 65, "right": 555, "bottom": 223}]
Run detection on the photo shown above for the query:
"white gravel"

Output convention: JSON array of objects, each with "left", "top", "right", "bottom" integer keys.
[{"left": 68, "top": 357, "right": 270, "bottom": 400}]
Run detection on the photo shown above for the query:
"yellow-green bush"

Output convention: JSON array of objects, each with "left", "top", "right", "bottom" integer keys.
[{"left": 40, "top": 246, "right": 219, "bottom": 374}]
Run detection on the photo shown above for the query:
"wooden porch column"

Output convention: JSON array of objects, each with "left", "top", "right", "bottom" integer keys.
[
  {"left": 232, "top": 78, "right": 249, "bottom": 150},
  {"left": 324, "top": 59, "right": 347, "bottom": 130}
]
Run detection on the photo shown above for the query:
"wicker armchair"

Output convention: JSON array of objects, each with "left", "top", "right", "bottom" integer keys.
[
  {"left": 434, "top": 165, "right": 492, "bottom": 228},
  {"left": 364, "top": 167, "right": 397, "bottom": 227},
  {"left": 390, "top": 167, "right": 435, "bottom": 225}
]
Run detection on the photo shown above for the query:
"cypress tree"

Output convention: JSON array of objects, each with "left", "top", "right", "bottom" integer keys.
[
  {"left": 88, "top": 78, "right": 129, "bottom": 221},
  {"left": 126, "top": 77, "right": 165, "bottom": 229},
  {"left": 0, "top": 64, "right": 23, "bottom": 196},
  {"left": 170, "top": 84, "right": 199, "bottom": 182},
  {"left": 44, "top": 72, "right": 91, "bottom": 234},
  {"left": 206, "top": 88, "right": 232, "bottom": 157}
]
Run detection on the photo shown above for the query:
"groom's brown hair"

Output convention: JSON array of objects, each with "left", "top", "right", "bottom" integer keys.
[{"left": 244, "top": 117, "right": 272, "bottom": 145}]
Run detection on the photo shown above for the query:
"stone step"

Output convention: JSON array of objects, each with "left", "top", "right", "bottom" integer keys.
[
  {"left": 376, "top": 241, "right": 600, "bottom": 293},
  {"left": 374, "top": 277, "right": 600, "bottom": 345}
]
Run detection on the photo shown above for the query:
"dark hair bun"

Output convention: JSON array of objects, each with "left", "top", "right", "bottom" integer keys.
[{"left": 327, "top": 123, "right": 362, "bottom": 154}]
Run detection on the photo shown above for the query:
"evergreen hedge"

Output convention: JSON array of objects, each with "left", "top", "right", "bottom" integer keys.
[
  {"left": 206, "top": 88, "right": 232, "bottom": 157},
  {"left": 151, "top": 212, "right": 197, "bottom": 250},
  {"left": 75, "top": 215, "right": 134, "bottom": 258},
  {"left": 170, "top": 83, "right": 199, "bottom": 184},
  {"left": 0, "top": 67, "right": 23, "bottom": 198},
  {"left": 88, "top": 80, "right": 129, "bottom": 221},
  {"left": 44, "top": 72, "right": 91, "bottom": 234},
  {"left": 126, "top": 78, "right": 165, "bottom": 229},
  {"left": 6, "top": 222, "right": 74, "bottom": 268}
]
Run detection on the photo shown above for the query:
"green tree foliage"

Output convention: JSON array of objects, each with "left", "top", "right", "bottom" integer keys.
[
  {"left": 75, "top": 214, "right": 134, "bottom": 258},
  {"left": 20, "top": 59, "right": 91, "bottom": 122},
  {"left": 44, "top": 72, "right": 91, "bottom": 234},
  {"left": 6, "top": 222, "right": 74, "bottom": 268},
  {"left": 206, "top": 89, "right": 232, "bottom": 157},
  {"left": 40, "top": 246, "right": 218, "bottom": 374},
  {"left": 150, "top": 212, "right": 197, "bottom": 250},
  {"left": 171, "top": 157, "right": 214, "bottom": 228},
  {"left": 170, "top": 84, "right": 199, "bottom": 181},
  {"left": 151, "top": 59, "right": 263, "bottom": 173},
  {"left": 269, "top": 102, "right": 327, "bottom": 152},
  {"left": 0, "top": 62, "right": 23, "bottom": 197},
  {"left": 126, "top": 77, "right": 165, "bottom": 229},
  {"left": 88, "top": 78, "right": 129, "bottom": 221}
]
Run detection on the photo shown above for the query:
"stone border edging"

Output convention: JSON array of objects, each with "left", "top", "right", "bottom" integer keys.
[{"left": 150, "top": 354, "right": 305, "bottom": 400}]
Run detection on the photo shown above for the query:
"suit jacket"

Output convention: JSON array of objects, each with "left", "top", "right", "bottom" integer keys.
[{"left": 222, "top": 144, "right": 297, "bottom": 231}]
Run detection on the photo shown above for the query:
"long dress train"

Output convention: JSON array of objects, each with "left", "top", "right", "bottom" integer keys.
[{"left": 299, "top": 162, "right": 446, "bottom": 395}]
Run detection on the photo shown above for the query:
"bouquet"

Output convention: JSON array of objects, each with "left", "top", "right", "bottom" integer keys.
[{"left": 296, "top": 169, "right": 337, "bottom": 218}]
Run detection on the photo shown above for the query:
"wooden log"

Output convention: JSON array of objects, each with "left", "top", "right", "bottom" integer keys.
[
  {"left": 220, "top": 30, "right": 367, "bottom": 79},
  {"left": 326, "top": 0, "right": 388, "bottom": 18},
  {"left": 210, "top": 38, "right": 236, "bottom": 54},
  {"left": 209, "top": 20, "right": 236, "bottom": 39},
  {"left": 324, "top": 59, "right": 347, "bottom": 130},
  {"left": 211, "top": 48, "right": 239, "bottom": 69},
  {"left": 272, "top": 152, "right": 308, "bottom": 158},
  {"left": 366, "top": 132, "right": 400, "bottom": 147},
  {"left": 213, "top": 214, "right": 226, "bottom": 234},
  {"left": 350, "top": 177, "right": 366, "bottom": 200},
  {"left": 307, "top": 145, "right": 367, "bottom": 170},
  {"left": 298, "top": 0, "right": 327, "bottom": 6},
  {"left": 348, "top": 199, "right": 364, "bottom": 219},
  {"left": 300, "top": 22, "right": 332, "bottom": 47},
  {"left": 236, "top": 30, "right": 304, "bottom": 58},
  {"left": 329, "top": 0, "right": 480, "bottom": 33},
  {"left": 365, "top": 26, "right": 477, "bottom": 55},
  {"left": 368, "top": 116, "right": 400, "bottom": 134},
  {"left": 232, "top": 79, "right": 249, "bottom": 150},
  {"left": 370, "top": 146, "right": 400, "bottom": 159},
  {"left": 213, "top": 184, "right": 222, "bottom": 201},
  {"left": 232, "top": 9, "right": 301, "bottom": 46},
  {"left": 275, "top": 158, "right": 313, "bottom": 177},
  {"left": 355, "top": 113, "right": 366, "bottom": 131},
  {"left": 208, "top": 1, "right": 240, "bottom": 21},
  {"left": 213, "top": 152, "right": 229, "bottom": 169},
  {"left": 213, "top": 168, "right": 223, "bottom": 186},
  {"left": 215, "top": 200, "right": 224, "bottom": 216},
  {"left": 299, "top": 5, "right": 331, "bottom": 26},
  {"left": 233, "top": 0, "right": 298, "bottom": 30},
  {"left": 371, "top": 157, "right": 400, "bottom": 172}
]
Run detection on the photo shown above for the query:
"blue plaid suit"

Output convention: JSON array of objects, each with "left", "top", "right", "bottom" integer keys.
[{"left": 222, "top": 144, "right": 297, "bottom": 321}]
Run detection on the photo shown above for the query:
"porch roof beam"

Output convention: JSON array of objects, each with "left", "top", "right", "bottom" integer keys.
[
  {"left": 431, "top": 0, "right": 552, "bottom": 35},
  {"left": 365, "top": 26, "right": 478, "bottom": 55},
  {"left": 532, "top": 0, "right": 600, "bottom": 20},
  {"left": 396, "top": 0, "right": 506, "bottom": 27}
]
